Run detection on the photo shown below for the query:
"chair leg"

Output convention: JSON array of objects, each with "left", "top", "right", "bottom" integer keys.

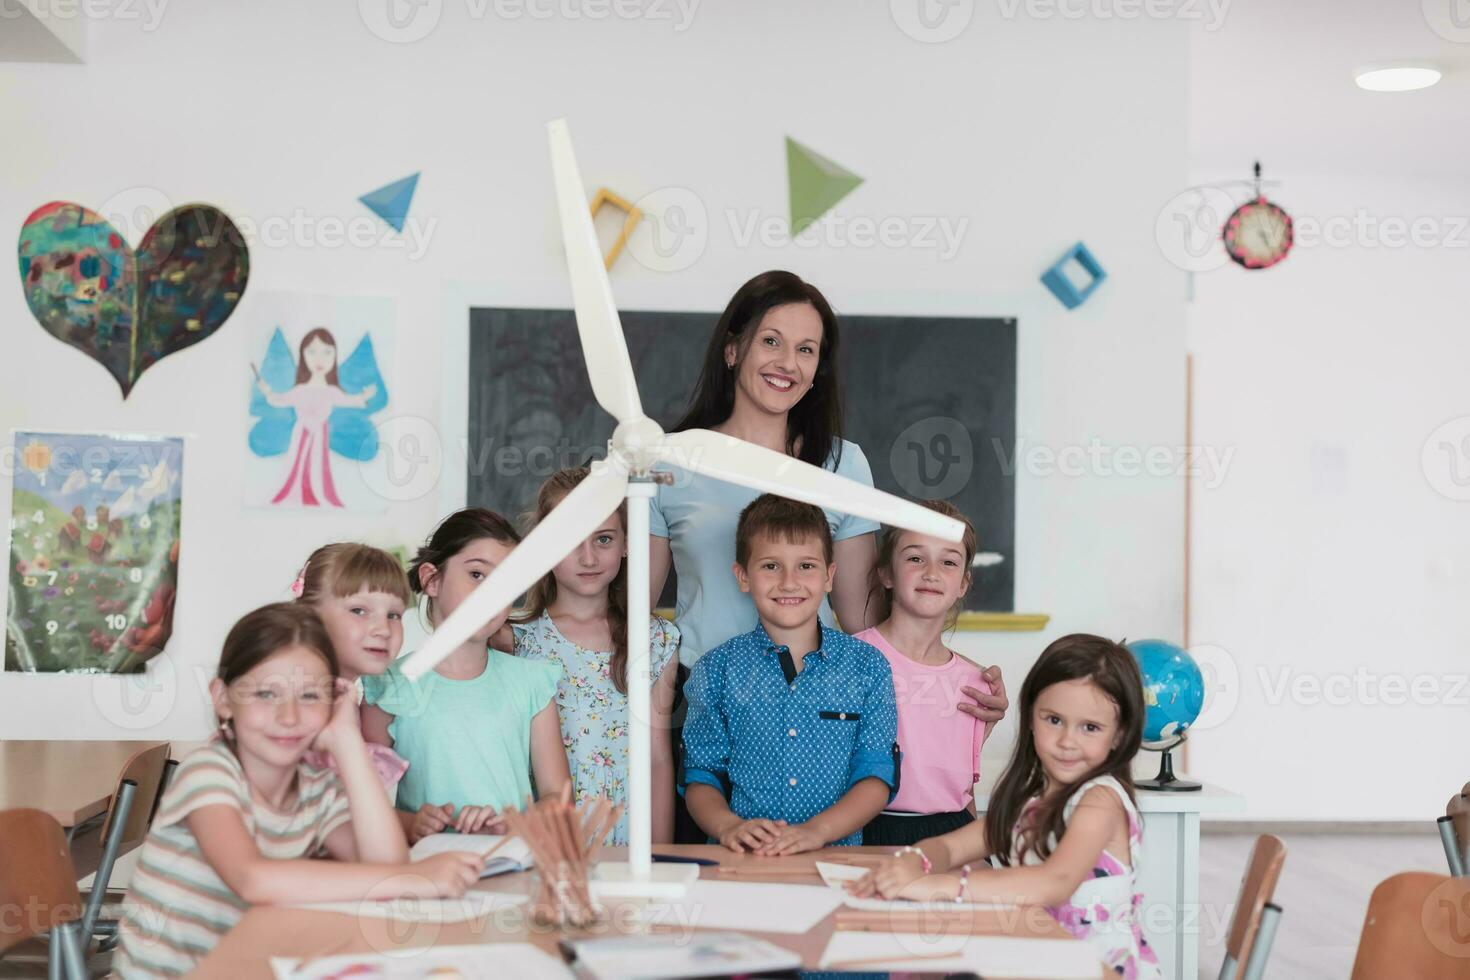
[
  {"left": 1440, "top": 817, "right": 1465, "bottom": 877},
  {"left": 48, "top": 922, "right": 86, "bottom": 980},
  {"left": 1241, "top": 903, "right": 1282, "bottom": 980},
  {"left": 80, "top": 780, "right": 136, "bottom": 944}
]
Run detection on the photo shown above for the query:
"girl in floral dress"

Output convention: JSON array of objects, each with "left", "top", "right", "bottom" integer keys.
[
  {"left": 851, "top": 633, "right": 1161, "bottom": 978},
  {"left": 511, "top": 467, "right": 681, "bottom": 845}
]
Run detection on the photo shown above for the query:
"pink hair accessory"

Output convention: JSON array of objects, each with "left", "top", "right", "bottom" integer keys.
[{"left": 290, "top": 575, "right": 305, "bottom": 597}]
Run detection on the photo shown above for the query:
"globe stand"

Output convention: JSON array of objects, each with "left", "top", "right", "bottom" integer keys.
[{"left": 1137, "top": 734, "right": 1201, "bottom": 792}]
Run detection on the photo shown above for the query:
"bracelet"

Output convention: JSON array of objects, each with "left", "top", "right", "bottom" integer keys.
[
  {"left": 954, "top": 864, "right": 972, "bottom": 904},
  {"left": 895, "top": 846, "right": 932, "bottom": 875}
]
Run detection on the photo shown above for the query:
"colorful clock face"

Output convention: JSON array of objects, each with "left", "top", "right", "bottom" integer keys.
[{"left": 1224, "top": 197, "right": 1293, "bottom": 269}]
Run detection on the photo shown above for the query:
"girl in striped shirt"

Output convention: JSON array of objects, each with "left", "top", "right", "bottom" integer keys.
[{"left": 114, "top": 603, "right": 483, "bottom": 979}]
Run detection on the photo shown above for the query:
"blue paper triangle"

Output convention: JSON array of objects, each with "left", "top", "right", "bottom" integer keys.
[{"left": 358, "top": 172, "right": 420, "bottom": 233}]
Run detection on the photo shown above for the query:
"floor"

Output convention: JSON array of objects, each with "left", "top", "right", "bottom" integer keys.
[{"left": 1195, "top": 827, "right": 1447, "bottom": 978}]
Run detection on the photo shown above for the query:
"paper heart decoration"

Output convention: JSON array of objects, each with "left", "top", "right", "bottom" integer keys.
[{"left": 18, "top": 201, "right": 249, "bottom": 397}]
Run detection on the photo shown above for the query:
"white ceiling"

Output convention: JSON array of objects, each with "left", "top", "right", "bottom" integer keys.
[{"left": 1190, "top": 0, "right": 1470, "bottom": 179}]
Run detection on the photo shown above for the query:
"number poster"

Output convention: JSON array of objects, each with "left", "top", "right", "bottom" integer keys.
[{"left": 6, "top": 431, "right": 183, "bottom": 673}]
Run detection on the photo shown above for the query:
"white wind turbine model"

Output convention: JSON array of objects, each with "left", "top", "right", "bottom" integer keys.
[{"left": 400, "top": 119, "right": 965, "bottom": 896}]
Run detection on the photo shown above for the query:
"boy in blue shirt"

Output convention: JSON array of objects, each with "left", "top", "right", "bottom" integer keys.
[{"left": 682, "top": 494, "right": 899, "bottom": 853}]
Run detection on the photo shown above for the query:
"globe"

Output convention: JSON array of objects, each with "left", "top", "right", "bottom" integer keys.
[{"left": 1127, "top": 638, "right": 1204, "bottom": 747}]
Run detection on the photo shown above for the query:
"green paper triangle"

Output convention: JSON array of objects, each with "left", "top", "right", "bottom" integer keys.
[{"left": 786, "top": 137, "right": 863, "bottom": 234}]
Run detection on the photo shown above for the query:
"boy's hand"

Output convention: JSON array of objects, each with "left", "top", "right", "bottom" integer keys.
[
  {"left": 408, "top": 803, "right": 454, "bottom": 842},
  {"left": 414, "top": 852, "right": 483, "bottom": 898},
  {"left": 718, "top": 817, "right": 787, "bottom": 852},
  {"left": 454, "top": 805, "right": 507, "bottom": 836},
  {"left": 754, "top": 822, "right": 826, "bottom": 856}
]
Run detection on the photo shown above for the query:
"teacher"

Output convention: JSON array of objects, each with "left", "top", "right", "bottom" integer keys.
[
  {"left": 647, "top": 270, "right": 1008, "bottom": 710},
  {"left": 648, "top": 270, "right": 877, "bottom": 658}
]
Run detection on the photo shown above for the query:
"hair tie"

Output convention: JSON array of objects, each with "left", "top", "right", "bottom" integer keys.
[{"left": 290, "top": 574, "right": 305, "bottom": 598}]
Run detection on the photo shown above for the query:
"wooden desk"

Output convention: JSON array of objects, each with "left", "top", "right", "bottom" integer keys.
[
  {"left": 195, "top": 845, "right": 1106, "bottom": 977},
  {"left": 0, "top": 739, "right": 167, "bottom": 829}
]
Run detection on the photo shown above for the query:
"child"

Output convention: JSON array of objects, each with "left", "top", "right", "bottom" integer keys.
[
  {"left": 850, "top": 633, "right": 1160, "bottom": 979},
  {"left": 682, "top": 494, "right": 898, "bottom": 854},
  {"left": 113, "top": 604, "right": 482, "bottom": 979},
  {"left": 510, "top": 468, "right": 681, "bottom": 845},
  {"left": 361, "top": 508, "right": 571, "bottom": 842},
  {"left": 856, "top": 500, "right": 994, "bottom": 846},
  {"left": 293, "top": 542, "right": 413, "bottom": 797}
]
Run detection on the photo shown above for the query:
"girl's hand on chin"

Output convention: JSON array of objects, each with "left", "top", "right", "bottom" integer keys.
[{"left": 313, "top": 677, "right": 364, "bottom": 756}]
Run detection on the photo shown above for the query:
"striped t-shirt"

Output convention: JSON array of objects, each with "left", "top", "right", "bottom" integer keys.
[{"left": 113, "top": 738, "right": 352, "bottom": 979}]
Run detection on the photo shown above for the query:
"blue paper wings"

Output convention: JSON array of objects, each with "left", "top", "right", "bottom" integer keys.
[{"left": 248, "top": 328, "right": 389, "bottom": 461}]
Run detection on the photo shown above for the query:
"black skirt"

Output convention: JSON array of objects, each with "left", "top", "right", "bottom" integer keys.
[{"left": 862, "top": 808, "right": 975, "bottom": 847}]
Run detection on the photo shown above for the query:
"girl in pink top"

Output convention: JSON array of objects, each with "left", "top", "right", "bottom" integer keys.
[
  {"left": 293, "top": 543, "right": 413, "bottom": 805},
  {"left": 855, "top": 499, "right": 1003, "bottom": 846}
]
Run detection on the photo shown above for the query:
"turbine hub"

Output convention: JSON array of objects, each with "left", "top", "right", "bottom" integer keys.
[{"left": 611, "top": 416, "right": 666, "bottom": 474}]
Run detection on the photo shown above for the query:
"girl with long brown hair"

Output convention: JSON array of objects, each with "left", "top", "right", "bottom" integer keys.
[
  {"left": 510, "top": 467, "right": 682, "bottom": 844},
  {"left": 851, "top": 633, "right": 1160, "bottom": 978}
]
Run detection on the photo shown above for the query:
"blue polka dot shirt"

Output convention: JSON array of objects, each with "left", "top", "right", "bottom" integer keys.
[{"left": 680, "top": 622, "right": 900, "bottom": 845}]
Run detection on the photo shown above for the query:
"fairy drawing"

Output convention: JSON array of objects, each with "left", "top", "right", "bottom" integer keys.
[{"left": 249, "top": 326, "right": 387, "bottom": 507}]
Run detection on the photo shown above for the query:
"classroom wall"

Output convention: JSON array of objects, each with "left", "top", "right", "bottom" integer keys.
[
  {"left": 1185, "top": 171, "right": 1470, "bottom": 821},
  {"left": 0, "top": 2, "right": 1188, "bottom": 755}
]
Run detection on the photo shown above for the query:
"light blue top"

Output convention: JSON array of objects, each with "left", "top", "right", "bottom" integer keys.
[
  {"left": 649, "top": 438, "right": 880, "bottom": 667},
  {"left": 361, "top": 650, "right": 562, "bottom": 814}
]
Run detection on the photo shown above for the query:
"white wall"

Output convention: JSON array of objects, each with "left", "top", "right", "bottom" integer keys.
[
  {"left": 1186, "top": 171, "right": 1470, "bottom": 820},
  {"left": 0, "top": 1, "right": 1188, "bottom": 753}
]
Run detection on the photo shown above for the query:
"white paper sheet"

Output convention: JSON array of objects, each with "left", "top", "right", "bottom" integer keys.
[
  {"left": 818, "top": 931, "right": 1103, "bottom": 978},
  {"left": 617, "top": 879, "right": 844, "bottom": 935},
  {"left": 814, "top": 860, "right": 1013, "bottom": 912},
  {"left": 286, "top": 890, "right": 527, "bottom": 922},
  {"left": 270, "top": 942, "right": 571, "bottom": 979}
]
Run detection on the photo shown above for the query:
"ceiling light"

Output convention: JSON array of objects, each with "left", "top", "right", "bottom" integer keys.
[{"left": 1354, "top": 63, "right": 1442, "bottom": 92}]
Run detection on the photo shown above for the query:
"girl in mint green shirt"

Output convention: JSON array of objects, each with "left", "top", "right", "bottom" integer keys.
[{"left": 362, "top": 508, "right": 570, "bottom": 842}]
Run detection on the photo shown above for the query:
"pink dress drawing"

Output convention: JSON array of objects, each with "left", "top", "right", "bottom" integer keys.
[{"left": 271, "top": 384, "right": 358, "bottom": 507}]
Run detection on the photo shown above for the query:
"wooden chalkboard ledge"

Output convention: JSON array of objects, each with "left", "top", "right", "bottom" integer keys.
[{"left": 650, "top": 610, "right": 1050, "bottom": 632}]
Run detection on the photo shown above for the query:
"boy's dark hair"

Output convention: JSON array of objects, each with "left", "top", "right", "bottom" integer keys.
[{"left": 735, "top": 494, "right": 834, "bottom": 567}]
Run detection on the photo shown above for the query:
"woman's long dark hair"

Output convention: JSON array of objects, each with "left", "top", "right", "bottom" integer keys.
[
  {"left": 672, "top": 270, "right": 845, "bottom": 469},
  {"left": 513, "top": 468, "right": 632, "bottom": 694},
  {"left": 984, "top": 634, "right": 1145, "bottom": 866}
]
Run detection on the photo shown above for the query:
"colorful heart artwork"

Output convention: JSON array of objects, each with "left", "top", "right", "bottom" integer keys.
[{"left": 18, "top": 202, "right": 250, "bottom": 397}]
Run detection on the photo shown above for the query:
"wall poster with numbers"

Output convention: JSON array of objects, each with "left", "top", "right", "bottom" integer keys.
[{"left": 6, "top": 431, "right": 183, "bottom": 673}]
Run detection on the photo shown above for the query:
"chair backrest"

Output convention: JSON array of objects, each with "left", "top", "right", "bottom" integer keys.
[
  {"left": 0, "top": 808, "right": 83, "bottom": 956},
  {"left": 102, "top": 741, "right": 171, "bottom": 850},
  {"left": 1350, "top": 871, "right": 1470, "bottom": 979},
  {"left": 1222, "top": 833, "right": 1286, "bottom": 978},
  {"left": 1449, "top": 788, "right": 1470, "bottom": 855}
]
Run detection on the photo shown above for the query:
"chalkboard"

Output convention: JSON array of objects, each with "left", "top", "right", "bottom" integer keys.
[{"left": 467, "top": 308, "right": 1016, "bottom": 611}]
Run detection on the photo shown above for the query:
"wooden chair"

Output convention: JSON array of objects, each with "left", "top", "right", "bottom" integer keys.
[
  {"left": 1350, "top": 872, "right": 1470, "bottom": 979},
  {"left": 0, "top": 809, "right": 86, "bottom": 980},
  {"left": 1439, "top": 784, "right": 1470, "bottom": 877},
  {"left": 1217, "top": 834, "right": 1286, "bottom": 980},
  {"left": 71, "top": 743, "right": 172, "bottom": 949}
]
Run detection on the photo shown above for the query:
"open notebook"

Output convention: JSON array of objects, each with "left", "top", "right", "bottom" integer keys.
[{"left": 410, "top": 832, "right": 535, "bottom": 878}]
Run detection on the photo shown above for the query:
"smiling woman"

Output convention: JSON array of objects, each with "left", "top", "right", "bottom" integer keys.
[{"left": 648, "top": 270, "right": 879, "bottom": 667}]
